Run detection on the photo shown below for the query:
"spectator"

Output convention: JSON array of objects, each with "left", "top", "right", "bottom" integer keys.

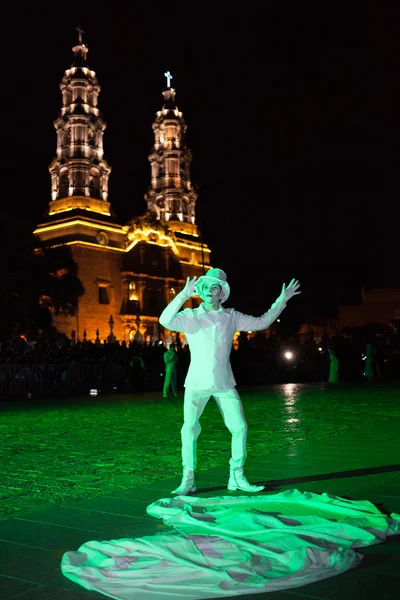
[{"left": 162, "top": 343, "right": 179, "bottom": 398}]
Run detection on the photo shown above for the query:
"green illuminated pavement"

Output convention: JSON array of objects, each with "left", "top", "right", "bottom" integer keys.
[{"left": 0, "top": 383, "right": 399, "bottom": 599}]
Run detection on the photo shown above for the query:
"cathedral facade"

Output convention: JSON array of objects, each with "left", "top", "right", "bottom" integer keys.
[{"left": 34, "top": 34, "right": 211, "bottom": 344}]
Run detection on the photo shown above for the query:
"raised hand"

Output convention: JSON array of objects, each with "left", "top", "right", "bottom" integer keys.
[
  {"left": 281, "top": 278, "right": 301, "bottom": 301},
  {"left": 182, "top": 276, "right": 198, "bottom": 299}
]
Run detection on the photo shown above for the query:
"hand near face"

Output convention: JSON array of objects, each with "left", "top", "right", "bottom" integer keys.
[
  {"left": 182, "top": 276, "right": 198, "bottom": 299},
  {"left": 281, "top": 279, "right": 301, "bottom": 301}
]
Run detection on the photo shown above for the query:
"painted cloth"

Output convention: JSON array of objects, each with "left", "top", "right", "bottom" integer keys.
[
  {"left": 159, "top": 290, "right": 287, "bottom": 390},
  {"left": 62, "top": 489, "right": 400, "bottom": 599}
]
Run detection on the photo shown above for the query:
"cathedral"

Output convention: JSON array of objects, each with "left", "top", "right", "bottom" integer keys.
[{"left": 34, "top": 32, "right": 211, "bottom": 344}]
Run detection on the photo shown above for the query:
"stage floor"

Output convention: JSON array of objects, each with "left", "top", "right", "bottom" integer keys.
[{"left": 1, "top": 382, "right": 399, "bottom": 599}]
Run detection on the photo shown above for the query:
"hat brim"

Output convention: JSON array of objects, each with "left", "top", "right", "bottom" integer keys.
[{"left": 194, "top": 276, "right": 230, "bottom": 303}]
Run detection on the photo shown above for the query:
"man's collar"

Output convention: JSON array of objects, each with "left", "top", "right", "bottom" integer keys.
[{"left": 199, "top": 303, "right": 224, "bottom": 314}]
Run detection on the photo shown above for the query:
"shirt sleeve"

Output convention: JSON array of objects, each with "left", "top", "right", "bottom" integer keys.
[
  {"left": 159, "top": 291, "right": 192, "bottom": 332},
  {"left": 235, "top": 296, "right": 287, "bottom": 332}
]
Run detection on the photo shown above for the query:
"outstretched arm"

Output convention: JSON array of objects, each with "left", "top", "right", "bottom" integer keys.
[
  {"left": 236, "top": 279, "right": 301, "bottom": 332},
  {"left": 279, "top": 278, "right": 301, "bottom": 302},
  {"left": 159, "top": 276, "right": 198, "bottom": 332}
]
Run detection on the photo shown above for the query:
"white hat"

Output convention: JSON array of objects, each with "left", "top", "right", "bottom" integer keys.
[{"left": 195, "top": 268, "right": 230, "bottom": 303}]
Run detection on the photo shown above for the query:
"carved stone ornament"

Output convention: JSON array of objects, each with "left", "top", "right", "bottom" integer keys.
[{"left": 96, "top": 231, "right": 108, "bottom": 246}]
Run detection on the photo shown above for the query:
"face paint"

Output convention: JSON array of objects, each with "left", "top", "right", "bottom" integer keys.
[{"left": 201, "top": 282, "right": 223, "bottom": 305}]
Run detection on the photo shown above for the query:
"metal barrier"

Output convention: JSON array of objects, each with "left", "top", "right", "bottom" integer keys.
[{"left": 0, "top": 363, "right": 122, "bottom": 397}]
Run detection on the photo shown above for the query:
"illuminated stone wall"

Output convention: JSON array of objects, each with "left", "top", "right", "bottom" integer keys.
[{"left": 51, "top": 245, "right": 124, "bottom": 342}]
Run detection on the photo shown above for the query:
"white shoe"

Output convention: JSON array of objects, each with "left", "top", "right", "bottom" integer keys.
[
  {"left": 172, "top": 468, "right": 196, "bottom": 494},
  {"left": 228, "top": 468, "right": 264, "bottom": 492}
]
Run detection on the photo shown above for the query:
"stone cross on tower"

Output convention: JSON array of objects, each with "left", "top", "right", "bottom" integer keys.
[
  {"left": 164, "top": 71, "right": 173, "bottom": 88},
  {"left": 77, "top": 25, "right": 84, "bottom": 45}
]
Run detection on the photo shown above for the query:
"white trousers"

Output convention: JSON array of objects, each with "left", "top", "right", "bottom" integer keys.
[{"left": 181, "top": 388, "right": 248, "bottom": 470}]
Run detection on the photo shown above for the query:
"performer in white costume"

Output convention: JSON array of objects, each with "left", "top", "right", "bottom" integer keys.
[{"left": 159, "top": 268, "right": 301, "bottom": 494}]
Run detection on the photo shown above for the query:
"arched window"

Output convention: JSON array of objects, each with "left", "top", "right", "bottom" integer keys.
[
  {"left": 129, "top": 281, "right": 138, "bottom": 301},
  {"left": 88, "top": 127, "right": 95, "bottom": 145},
  {"left": 59, "top": 171, "right": 69, "bottom": 198},
  {"left": 89, "top": 168, "right": 100, "bottom": 198},
  {"left": 98, "top": 287, "right": 109, "bottom": 304}
]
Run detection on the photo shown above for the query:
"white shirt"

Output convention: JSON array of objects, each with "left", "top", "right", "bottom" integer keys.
[{"left": 159, "top": 292, "right": 287, "bottom": 390}]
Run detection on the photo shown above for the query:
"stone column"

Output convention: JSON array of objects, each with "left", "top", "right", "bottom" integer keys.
[{"left": 138, "top": 280, "right": 146, "bottom": 312}]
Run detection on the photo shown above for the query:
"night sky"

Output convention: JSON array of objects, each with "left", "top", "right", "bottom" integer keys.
[{"left": 2, "top": 3, "right": 398, "bottom": 324}]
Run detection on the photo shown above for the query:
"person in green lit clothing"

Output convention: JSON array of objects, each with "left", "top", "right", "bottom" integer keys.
[{"left": 162, "top": 342, "right": 179, "bottom": 398}]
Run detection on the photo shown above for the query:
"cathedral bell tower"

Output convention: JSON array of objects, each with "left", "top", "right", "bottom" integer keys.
[
  {"left": 34, "top": 28, "right": 126, "bottom": 343},
  {"left": 34, "top": 46, "right": 212, "bottom": 344},
  {"left": 35, "top": 28, "right": 125, "bottom": 249},
  {"left": 145, "top": 72, "right": 198, "bottom": 235},
  {"left": 47, "top": 27, "right": 112, "bottom": 218}
]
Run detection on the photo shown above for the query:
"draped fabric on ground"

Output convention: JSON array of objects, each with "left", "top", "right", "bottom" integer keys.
[{"left": 61, "top": 489, "right": 400, "bottom": 600}]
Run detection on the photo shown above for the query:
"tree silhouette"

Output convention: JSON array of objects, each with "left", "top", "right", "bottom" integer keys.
[{"left": 0, "top": 232, "right": 84, "bottom": 340}]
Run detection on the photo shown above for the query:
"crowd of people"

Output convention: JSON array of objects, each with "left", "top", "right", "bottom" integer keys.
[{"left": 0, "top": 328, "right": 397, "bottom": 398}]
